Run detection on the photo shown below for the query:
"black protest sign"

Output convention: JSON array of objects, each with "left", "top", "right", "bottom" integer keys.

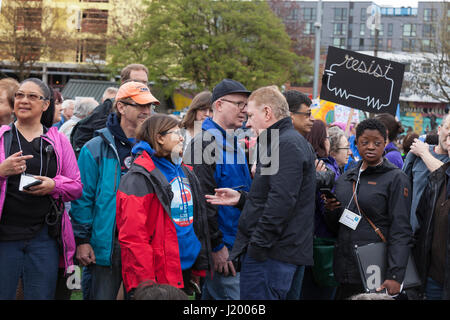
[{"left": 320, "top": 46, "right": 405, "bottom": 115}]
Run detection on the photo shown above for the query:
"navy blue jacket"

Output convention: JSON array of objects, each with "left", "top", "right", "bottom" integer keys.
[{"left": 230, "top": 117, "right": 316, "bottom": 266}]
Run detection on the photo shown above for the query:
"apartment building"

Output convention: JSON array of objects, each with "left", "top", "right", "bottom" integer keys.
[{"left": 269, "top": 1, "right": 447, "bottom": 55}]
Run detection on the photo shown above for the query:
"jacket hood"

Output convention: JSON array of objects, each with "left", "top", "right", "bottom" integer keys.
[
  {"left": 106, "top": 113, "right": 130, "bottom": 145},
  {"left": 202, "top": 117, "right": 222, "bottom": 133},
  {"left": 132, "top": 140, "right": 155, "bottom": 157},
  {"left": 151, "top": 154, "right": 183, "bottom": 176}
]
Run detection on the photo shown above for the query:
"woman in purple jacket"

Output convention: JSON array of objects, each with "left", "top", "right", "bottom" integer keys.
[
  {"left": 375, "top": 113, "right": 405, "bottom": 169},
  {"left": 0, "top": 78, "right": 82, "bottom": 300}
]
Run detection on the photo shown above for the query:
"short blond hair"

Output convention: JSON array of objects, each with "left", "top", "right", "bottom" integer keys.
[{"left": 248, "top": 85, "right": 289, "bottom": 120}]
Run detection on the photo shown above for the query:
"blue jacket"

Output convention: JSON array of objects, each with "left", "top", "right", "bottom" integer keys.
[
  {"left": 70, "top": 126, "right": 122, "bottom": 266},
  {"left": 183, "top": 118, "right": 252, "bottom": 252}
]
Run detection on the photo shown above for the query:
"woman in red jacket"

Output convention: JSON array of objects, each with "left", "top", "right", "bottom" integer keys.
[{"left": 116, "top": 114, "right": 211, "bottom": 297}]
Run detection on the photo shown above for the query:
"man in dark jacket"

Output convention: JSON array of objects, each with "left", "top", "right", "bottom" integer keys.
[
  {"left": 283, "top": 89, "right": 335, "bottom": 299},
  {"left": 70, "top": 64, "right": 149, "bottom": 157},
  {"left": 414, "top": 133, "right": 450, "bottom": 300},
  {"left": 229, "top": 86, "right": 316, "bottom": 300}
]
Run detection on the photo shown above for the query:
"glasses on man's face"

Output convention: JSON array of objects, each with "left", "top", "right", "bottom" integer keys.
[
  {"left": 14, "top": 92, "right": 47, "bottom": 102},
  {"left": 120, "top": 100, "right": 156, "bottom": 111},
  {"left": 220, "top": 98, "right": 247, "bottom": 110},
  {"left": 291, "top": 110, "right": 312, "bottom": 117}
]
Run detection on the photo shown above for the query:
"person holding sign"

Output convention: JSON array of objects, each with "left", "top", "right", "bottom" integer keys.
[
  {"left": 323, "top": 118, "right": 413, "bottom": 299},
  {"left": 0, "top": 78, "right": 82, "bottom": 299}
]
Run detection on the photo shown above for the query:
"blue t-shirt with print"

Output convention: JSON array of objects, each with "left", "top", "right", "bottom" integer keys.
[{"left": 152, "top": 155, "right": 201, "bottom": 270}]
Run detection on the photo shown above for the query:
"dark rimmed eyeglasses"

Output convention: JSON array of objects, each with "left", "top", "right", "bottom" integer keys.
[
  {"left": 291, "top": 110, "right": 312, "bottom": 117},
  {"left": 14, "top": 92, "right": 48, "bottom": 102},
  {"left": 220, "top": 98, "right": 247, "bottom": 110},
  {"left": 119, "top": 100, "right": 156, "bottom": 111}
]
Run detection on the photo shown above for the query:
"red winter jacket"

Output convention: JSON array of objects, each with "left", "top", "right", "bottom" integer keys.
[{"left": 116, "top": 151, "right": 211, "bottom": 292}]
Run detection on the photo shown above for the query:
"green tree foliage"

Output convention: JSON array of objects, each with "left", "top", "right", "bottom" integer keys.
[{"left": 108, "top": 0, "right": 312, "bottom": 94}]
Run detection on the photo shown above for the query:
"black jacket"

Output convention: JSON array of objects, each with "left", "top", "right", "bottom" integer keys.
[
  {"left": 414, "top": 162, "right": 450, "bottom": 299},
  {"left": 230, "top": 117, "right": 316, "bottom": 266},
  {"left": 327, "top": 159, "right": 413, "bottom": 285},
  {"left": 70, "top": 98, "right": 112, "bottom": 157}
]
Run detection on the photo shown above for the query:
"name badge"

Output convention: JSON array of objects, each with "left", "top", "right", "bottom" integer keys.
[
  {"left": 19, "top": 173, "right": 40, "bottom": 192},
  {"left": 339, "top": 208, "right": 361, "bottom": 230}
]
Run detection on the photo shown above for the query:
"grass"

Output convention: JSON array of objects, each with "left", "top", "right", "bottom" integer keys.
[{"left": 70, "top": 290, "right": 83, "bottom": 300}]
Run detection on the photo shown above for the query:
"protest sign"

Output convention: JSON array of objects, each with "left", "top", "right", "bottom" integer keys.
[{"left": 320, "top": 46, "right": 405, "bottom": 116}]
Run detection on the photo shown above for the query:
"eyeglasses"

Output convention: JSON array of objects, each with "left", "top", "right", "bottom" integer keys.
[
  {"left": 291, "top": 110, "right": 312, "bottom": 117},
  {"left": 14, "top": 92, "right": 47, "bottom": 102},
  {"left": 120, "top": 100, "right": 156, "bottom": 111},
  {"left": 161, "top": 129, "right": 183, "bottom": 137},
  {"left": 220, "top": 98, "right": 247, "bottom": 110},
  {"left": 337, "top": 147, "right": 350, "bottom": 151}
]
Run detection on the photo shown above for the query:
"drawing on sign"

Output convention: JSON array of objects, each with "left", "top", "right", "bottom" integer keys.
[{"left": 324, "top": 54, "right": 394, "bottom": 111}]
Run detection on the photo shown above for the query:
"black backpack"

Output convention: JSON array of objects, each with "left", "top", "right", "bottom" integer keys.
[{"left": 70, "top": 99, "right": 113, "bottom": 158}]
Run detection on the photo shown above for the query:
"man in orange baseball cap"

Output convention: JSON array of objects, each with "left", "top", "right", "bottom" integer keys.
[
  {"left": 70, "top": 81, "right": 158, "bottom": 299},
  {"left": 115, "top": 81, "right": 160, "bottom": 106}
]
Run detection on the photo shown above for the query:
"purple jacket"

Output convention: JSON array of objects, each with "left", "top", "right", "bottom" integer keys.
[
  {"left": 384, "top": 142, "right": 404, "bottom": 169},
  {"left": 0, "top": 125, "right": 82, "bottom": 271}
]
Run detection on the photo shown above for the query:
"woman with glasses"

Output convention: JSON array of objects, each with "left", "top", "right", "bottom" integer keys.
[
  {"left": 329, "top": 126, "right": 352, "bottom": 171},
  {"left": 180, "top": 91, "right": 213, "bottom": 149},
  {"left": 116, "top": 114, "right": 211, "bottom": 298},
  {"left": 0, "top": 78, "right": 82, "bottom": 299}
]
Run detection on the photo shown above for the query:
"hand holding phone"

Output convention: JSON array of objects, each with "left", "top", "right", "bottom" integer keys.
[
  {"left": 320, "top": 188, "right": 336, "bottom": 199},
  {"left": 23, "top": 179, "right": 43, "bottom": 190}
]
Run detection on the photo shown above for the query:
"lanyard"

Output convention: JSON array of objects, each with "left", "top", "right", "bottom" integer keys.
[
  {"left": 15, "top": 124, "right": 43, "bottom": 176},
  {"left": 345, "top": 167, "right": 363, "bottom": 213}
]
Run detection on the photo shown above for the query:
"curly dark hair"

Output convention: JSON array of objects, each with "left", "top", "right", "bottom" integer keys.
[{"left": 355, "top": 118, "right": 387, "bottom": 142}]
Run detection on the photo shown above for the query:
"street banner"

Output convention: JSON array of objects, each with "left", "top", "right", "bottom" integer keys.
[{"left": 320, "top": 46, "right": 405, "bottom": 116}]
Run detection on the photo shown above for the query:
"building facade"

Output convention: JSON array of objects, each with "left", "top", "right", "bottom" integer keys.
[
  {"left": 0, "top": 0, "right": 142, "bottom": 88},
  {"left": 269, "top": 1, "right": 447, "bottom": 54}
]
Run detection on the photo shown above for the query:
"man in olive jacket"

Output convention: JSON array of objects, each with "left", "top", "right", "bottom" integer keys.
[{"left": 229, "top": 86, "right": 316, "bottom": 300}]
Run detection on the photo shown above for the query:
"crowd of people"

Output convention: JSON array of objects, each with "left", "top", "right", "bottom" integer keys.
[{"left": 0, "top": 63, "right": 448, "bottom": 301}]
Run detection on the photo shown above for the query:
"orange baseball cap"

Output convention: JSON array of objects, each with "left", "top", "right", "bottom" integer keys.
[{"left": 115, "top": 81, "right": 160, "bottom": 105}]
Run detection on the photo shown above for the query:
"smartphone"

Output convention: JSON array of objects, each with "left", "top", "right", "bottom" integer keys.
[
  {"left": 23, "top": 179, "right": 43, "bottom": 190},
  {"left": 320, "top": 188, "right": 336, "bottom": 199}
]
